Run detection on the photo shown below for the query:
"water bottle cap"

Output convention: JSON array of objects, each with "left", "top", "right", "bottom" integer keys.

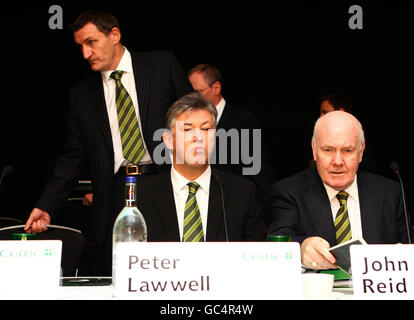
[{"left": 126, "top": 176, "right": 137, "bottom": 183}]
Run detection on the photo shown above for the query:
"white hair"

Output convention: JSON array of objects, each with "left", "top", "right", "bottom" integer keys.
[{"left": 312, "top": 111, "right": 365, "bottom": 151}]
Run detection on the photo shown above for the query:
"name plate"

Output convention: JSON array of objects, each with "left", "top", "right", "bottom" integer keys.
[
  {"left": 350, "top": 244, "right": 414, "bottom": 299},
  {"left": 0, "top": 240, "right": 62, "bottom": 299},
  {"left": 113, "top": 242, "right": 302, "bottom": 299}
]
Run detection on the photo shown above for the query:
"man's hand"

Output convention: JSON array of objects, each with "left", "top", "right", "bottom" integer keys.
[
  {"left": 82, "top": 193, "right": 93, "bottom": 206},
  {"left": 301, "top": 236, "right": 337, "bottom": 270},
  {"left": 24, "top": 208, "right": 51, "bottom": 233}
]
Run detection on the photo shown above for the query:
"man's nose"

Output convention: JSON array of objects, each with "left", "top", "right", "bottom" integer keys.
[
  {"left": 81, "top": 45, "right": 92, "bottom": 60},
  {"left": 333, "top": 150, "right": 344, "bottom": 165},
  {"left": 192, "top": 129, "right": 204, "bottom": 142}
]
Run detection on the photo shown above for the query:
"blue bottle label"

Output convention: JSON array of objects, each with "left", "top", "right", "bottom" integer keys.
[{"left": 126, "top": 176, "right": 137, "bottom": 183}]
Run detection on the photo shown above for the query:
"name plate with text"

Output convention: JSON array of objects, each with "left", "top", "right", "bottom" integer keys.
[
  {"left": 113, "top": 242, "right": 302, "bottom": 300},
  {"left": 350, "top": 244, "right": 414, "bottom": 299},
  {"left": 0, "top": 240, "right": 62, "bottom": 299}
]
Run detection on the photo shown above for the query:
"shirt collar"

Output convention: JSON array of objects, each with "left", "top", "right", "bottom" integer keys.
[
  {"left": 171, "top": 165, "right": 211, "bottom": 195},
  {"left": 215, "top": 97, "right": 226, "bottom": 123},
  {"left": 101, "top": 47, "right": 133, "bottom": 82},
  {"left": 323, "top": 174, "right": 359, "bottom": 202}
]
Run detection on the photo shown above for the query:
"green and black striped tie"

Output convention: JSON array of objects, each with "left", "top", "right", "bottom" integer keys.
[
  {"left": 335, "top": 191, "right": 352, "bottom": 244},
  {"left": 110, "top": 70, "right": 145, "bottom": 165},
  {"left": 183, "top": 182, "right": 205, "bottom": 242}
]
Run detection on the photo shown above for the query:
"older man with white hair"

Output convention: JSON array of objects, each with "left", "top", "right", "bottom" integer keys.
[{"left": 268, "top": 111, "right": 409, "bottom": 270}]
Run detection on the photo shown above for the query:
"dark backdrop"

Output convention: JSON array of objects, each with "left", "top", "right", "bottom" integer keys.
[{"left": 1, "top": 2, "right": 412, "bottom": 224}]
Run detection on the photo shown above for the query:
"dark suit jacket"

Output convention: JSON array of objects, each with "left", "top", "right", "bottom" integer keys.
[
  {"left": 136, "top": 169, "right": 266, "bottom": 241},
  {"left": 35, "top": 51, "right": 192, "bottom": 246},
  {"left": 268, "top": 168, "right": 409, "bottom": 246},
  {"left": 212, "top": 102, "right": 276, "bottom": 224}
]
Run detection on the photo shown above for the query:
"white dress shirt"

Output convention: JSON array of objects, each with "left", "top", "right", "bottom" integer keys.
[
  {"left": 101, "top": 47, "right": 152, "bottom": 174},
  {"left": 323, "top": 176, "right": 363, "bottom": 240},
  {"left": 215, "top": 97, "right": 226, "bottom": 123},
  {"left": 170, "top": 165, "right": 211, "bottom": 240}
]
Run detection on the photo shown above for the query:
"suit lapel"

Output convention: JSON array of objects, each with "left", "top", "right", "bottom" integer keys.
[
  {"left": 303, "top": 169, "right": 337, "bottom": 245},
  {"left": 357, "top": 172, "right": 379, "bottom": 243},
  {"left": 217, "top": 102, "right": 233, "bottom": 129},
  {"left": 152, "top": 171, "right": 181, "bottom": 241},
  {"left": 88, "top": 74, "right": 113, "bottom": 152},
  {"left": 206, "top": 173, "right": 223, "bottom": 241},
  {"left": 131, "top": 53, "right": 151, "bottom": 130}
]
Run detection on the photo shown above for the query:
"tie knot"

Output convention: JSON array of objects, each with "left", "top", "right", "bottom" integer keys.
[
  {"left": 336, "top": 191, "right": 349, "bottom": 204},
  {"left": 110, "top": 70, "right": 123, "bottom": 81},
  {"left": 187, "top": 181, "right": 200, "bottom": 195}
]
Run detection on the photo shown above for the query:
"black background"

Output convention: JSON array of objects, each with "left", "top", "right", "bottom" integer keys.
[{"left": 1, "top": 1, "right": 412, "bottom": 224}]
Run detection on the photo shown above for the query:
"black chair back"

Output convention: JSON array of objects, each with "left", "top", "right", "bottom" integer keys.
[{"left": 0, "top": 224, "right": 86, "bottom": 276}]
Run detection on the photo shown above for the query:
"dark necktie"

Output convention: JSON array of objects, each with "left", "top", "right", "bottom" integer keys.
[
  {"left": 183, "top": 182, "right": 205, "bottom": 242},
  {"left": 335, "top": 191, "right": 352, "bottom": 244},
  {"left": 110, "top": 70, "right": 145, "bottom": 165}
]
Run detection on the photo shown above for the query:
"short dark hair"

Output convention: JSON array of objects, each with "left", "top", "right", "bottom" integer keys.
[
  {"left": 68, "top": 9, "right": 121, "bottom": 35},
  {"left": 188, "top": 64, "right": 223, "bottom": 87},
  {"left": 320, "top": 92, "right": 353, "bottom": 113}
]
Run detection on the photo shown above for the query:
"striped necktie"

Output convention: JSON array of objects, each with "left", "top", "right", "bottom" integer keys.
[
  {"left": 183, "top": 182, "right": 205, "bottom": 242},
  {"left": 110, "top": 70, "right": 145, "bottom": 165},
  {"left": 335, "top": 191, "right": 352, "bottom": 244}
]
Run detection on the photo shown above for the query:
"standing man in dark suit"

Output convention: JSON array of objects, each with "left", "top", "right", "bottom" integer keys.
[
  {"left": 187, "top": 64, "right": 276, "bottom": 224},
  {"left": 268, "top": 111, "right": 409, "bottom": 270},
  {"left": 24, "top": 10, "right": 191, "bottom": 275},
  {"left": 136, "top": 92, "right": 265, "bottom": 241}
]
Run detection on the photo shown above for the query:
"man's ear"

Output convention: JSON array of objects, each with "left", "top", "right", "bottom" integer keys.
[
  {"left": 311, "top": 139, "right": 317, "bottom": 161},
  {"left": 358, "top": 142, "right": 365, "bottom": 163},
  {"left": 110, "top": 27, "right": 121, "bottom": 44},
  {"left": 162, "top": 130, "right": 174, "bottom": 150},
  {"left": 211, "top": 81, "right": 222, "bottom": 95}
]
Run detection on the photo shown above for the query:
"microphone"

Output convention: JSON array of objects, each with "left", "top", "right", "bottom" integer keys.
[
  {"left": 389, "top": 162, "right": 399, "bottom": 173},
  {"left": 389, "top": 162, "right": 412, "bottom": 244},
  {"left": 0, "top": 165, "right": 13, "bottom": 188},
  {"left": 215, "top": 174, "right": 229, "bottom": 242}
]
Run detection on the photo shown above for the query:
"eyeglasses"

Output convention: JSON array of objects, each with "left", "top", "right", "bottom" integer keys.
[
  {"left": 194, "top": 81, "right": 218, "bottom": 93},
  {"left": 195, "top": 85, "right": 212, "bottom": 93}
]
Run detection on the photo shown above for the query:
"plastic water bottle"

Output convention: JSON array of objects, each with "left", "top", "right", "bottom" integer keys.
[{"left": 112, "top": 173, "right": 147, "bottom": 293}]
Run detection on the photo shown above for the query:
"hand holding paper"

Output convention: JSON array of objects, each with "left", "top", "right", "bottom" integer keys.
[{"left": 300, "top": 236, "right": 338, "bottom": 270}]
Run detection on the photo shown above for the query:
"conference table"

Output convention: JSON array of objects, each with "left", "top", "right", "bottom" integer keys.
[
  {"left": 58, "top": 277, "right": 354, "bottom": 300},
  {"left": 0, "top": 240, "right": 367, "bottom": 300}
]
